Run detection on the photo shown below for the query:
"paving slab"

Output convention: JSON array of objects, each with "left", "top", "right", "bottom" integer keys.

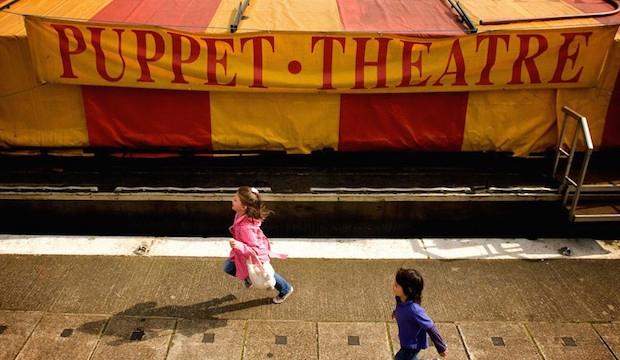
[
  {"left": 388, "top": 322, "right": 467, "bottom": 360},
  {"left": 547, "top": 260, "right": 620, "bottom": 322},
  {"left": 0, "top": 256, "right": 73, "bottom": 310},
  {"left": 1, "top": 256, "right": 620, "bottom": 324},
  {"left": 593, "top": 323, "right": 620, "bottom": 358},
  {"left": 0, "top": 311, "right": 43, "bottom": 360},
  {"left": 120, "top": 257, "right": 263, "bottom": 320},
  {"left": 243, "top": 320, "right": 317, "bottom": 360},
  {"left": 433, "top": 260, "right": 603, "bottom": 322},
  {"left": 527, "top": 322, "right": 615, "bottom": 360},
  {"left": 167, "top": 319, "right": 245, "bottom": 360},
  {"left": 458, "top": 322, "right": 540, "bottom": 360},
  {"left": 15, "top": 313, "right": 107, "bottom": 360},
  {"left": 90, "top": 316, "right": 176, "bottom": 360},
  {"left": 318, "top": 322, "right": 391, "bottom": 360},
  {"left": 49, "top": 256, "right": 153, "bottom": 314},
  {"left": 249, "top": 259, "right": 399, "bottom": 322}
]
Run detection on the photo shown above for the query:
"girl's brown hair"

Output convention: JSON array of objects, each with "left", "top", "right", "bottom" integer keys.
[
  {"left": 237, "top": 186, "right": 273, "bottom": 220},
  {"left": 395, "top": 268, "right": 424, "bottom": 304}
]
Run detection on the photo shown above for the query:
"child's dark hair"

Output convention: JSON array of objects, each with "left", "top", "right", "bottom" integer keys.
[
  {"left": 237, "top": 186, "right": 273, "bottom": 220},
  {"left": 395, "top": 268, "right": 424, "bottom": 304}
]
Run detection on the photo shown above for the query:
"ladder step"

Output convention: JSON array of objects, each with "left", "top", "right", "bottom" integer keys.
[
  {"left": 570, "top": 203, "right": 620, "bottom": 222},
  {"left": 565, "top": 178, "right": 578, "bottom": 187},
  {"left": 566, "top": 183, "right": 620, "bottom": 193},
  {"left": 573, "top": 214, "right": 620, "bottom": 222}
]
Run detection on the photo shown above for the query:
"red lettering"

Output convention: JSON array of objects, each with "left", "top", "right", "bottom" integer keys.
[
  {"left": 88, "top": 27, "right": 126, "bottom": 82},
  {"left": 397, "top": 40, "right": 432, "bottom": 87},
  {"left": 133, "top": 30, "right": 165, "bottom": 82},
  {"left": 508, "top": 34, "right": 548, "bottom": 85},
  {"left": 353, "top": 37, "right": 391, "bottom": 89},
  {"left": 311, "top": 36, "right": 346, "bottom": 90},
  {"left": 50, "top": 24, "right": 86, "bottom": 79},
  {"left": 550, "top": 32, "right": 591, "bottom": 84},
  {"left": 202, "top": 38, "right": 236, "bottom": 87},
  {"left": 240, "top": 36, "right": 275, "bottom": 88},
  {"left": 169, "top": 32, "right": 201, "bottom": 84},
  {"left": 475, "top": 35, "right": 510, "bottom": 85},
  {"left": 433, "top": 39, "right": 467, "bottom": 86}
]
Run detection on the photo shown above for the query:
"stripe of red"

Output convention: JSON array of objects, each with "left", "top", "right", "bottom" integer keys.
[
  {"left": 83, "top": 0, "right": 220, "bottom": 149},
  {"left": 92, "top": 0, "right": 222, "bottom": 29},
  {"left": 336, "top": 0, "right": 465, "bottom": 35},
  {"left": 83, "top": 86, "right": 212, "bottom": 148},
  {"left": 601, "top": 69, "right": 620, "bottom": 148},
  {"left": 339, "top": 93, "right": 468, "bottom": 151},
  {"left": 336, "top": 0, "right": 468, "bottom": 152},
  {"left": 561, "top": 0, "right": 620, "bottom": 25}
]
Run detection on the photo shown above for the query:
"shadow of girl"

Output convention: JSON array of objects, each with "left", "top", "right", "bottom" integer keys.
[{"left": 76, "top": 294, "right": 272, "bottom": 345}]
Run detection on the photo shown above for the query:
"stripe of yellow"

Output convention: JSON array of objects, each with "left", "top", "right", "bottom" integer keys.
[
  {"left": 204, "top": 0, "right": 239, "bottom": 33},
  {"left": 0, "top": 0, "right": 113, "bottom": 35},
  {"left": 207, "top": 0, "right": 344, "bottom": 33},
  {"left": 556, "top": 34, "right": 620, "bottom": 149},
  {"left": 460, "top": 0, "right": 606, "bottom": 155},
  {"left": 462, "top": 90, "right": 557, "bottom": 156},
  {"left": 460, "top": 0, "right": 600, "bottom": 32},
  {"left": 0, "top": 0, "right": 112, "bottom": 148},
  {"left": 208, "top": 0, "right": 342, "bottom": 153},
  {"left": 459, "top": 0, "right": 601, "bottom": 155},
  {"left": 209, "top": 93, "right": 341, "bottom": 153}
]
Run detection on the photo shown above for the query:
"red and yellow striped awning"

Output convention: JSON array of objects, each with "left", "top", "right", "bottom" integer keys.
[{"left": 1, "top": 0, "right": 619, "bottom": 155}]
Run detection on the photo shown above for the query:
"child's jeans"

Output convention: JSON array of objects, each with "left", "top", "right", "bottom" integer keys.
[
  {"left": 395, "top": 348, "right": 420, "bottom": 360},
  {"left": 223, "top": 258, "right": 292, "bottom": 297}
]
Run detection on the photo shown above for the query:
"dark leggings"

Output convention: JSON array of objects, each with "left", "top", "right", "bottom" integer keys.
[{"left": 395, "top": 348, "right": 420, "bottom": 360}]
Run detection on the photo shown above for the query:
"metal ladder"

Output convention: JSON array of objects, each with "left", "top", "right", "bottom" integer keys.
[{"left": 552, "top": 106, "right": 620, "bottom": 222}]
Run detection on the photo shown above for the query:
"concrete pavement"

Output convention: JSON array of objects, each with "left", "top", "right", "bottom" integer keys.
[{"left": 0, "top": 254, "right": 619, "bottom": 359}]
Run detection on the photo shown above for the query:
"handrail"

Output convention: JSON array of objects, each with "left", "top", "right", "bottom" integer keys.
[
  {"left": 229, "top": 0, "right": 250, "bottom": 33},
  {"left": 0, "top": 0, "right": 22, "bottom": 11},
  {"left": 480, "top": 0, "right": 620, "bottom": 25},
  {"left": 446, "top": 0, "right": 478, "bottom": 33},
  {"left": 552, "top": 106, "right": 593, "bottom": 221}
]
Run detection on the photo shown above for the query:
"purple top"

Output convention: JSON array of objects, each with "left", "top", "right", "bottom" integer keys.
[{"left": 394, "top": 297, "right": 447, "bottom": 354}]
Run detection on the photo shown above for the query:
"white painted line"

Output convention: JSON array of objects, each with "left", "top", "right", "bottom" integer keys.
[
  {"left": 0, "top": 235, "right": 151, "bottom": 256},
  {"left": 421, "top": 238, "right": 617, "bottom": 259},
  {"left": 271, "top": 238, "right": 428, "bottom": 259},
  {"left": 0, "top": 235, "right": 617, "bottom": 259},
  {"left": 148, "top": 237, "right": 230, "bottom": 257}
]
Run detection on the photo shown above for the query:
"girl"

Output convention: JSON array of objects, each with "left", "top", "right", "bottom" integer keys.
[
  {"left": 392, "top": 268, "right": 447, "bottom": 360},
  {"left": 223, "top": 186, "right": 294, "bottom": 304}
]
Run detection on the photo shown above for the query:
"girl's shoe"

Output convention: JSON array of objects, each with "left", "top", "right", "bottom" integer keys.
[
  {"left": 243, "top": 278, "right": 253, "bottom": 289},
  {"left": 272, "top": 287, "right": 294, "bottom": 304}
]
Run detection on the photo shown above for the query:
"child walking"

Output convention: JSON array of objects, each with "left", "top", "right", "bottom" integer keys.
[
  {"left": 392, "top": 268, "right": 447, "bottom": 360},
  {"left": 223, "top": 186, "right": 294, "bottom": 304}
]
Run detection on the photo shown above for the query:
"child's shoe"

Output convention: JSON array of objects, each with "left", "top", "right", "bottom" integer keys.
[
  {"left": 272, "top": 286, "right": 294, "bottom": 304},
  {"left": 243, "top": 278, "right": 253, "bottom": 289}
]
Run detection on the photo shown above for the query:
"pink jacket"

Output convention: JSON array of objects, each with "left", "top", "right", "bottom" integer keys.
[{"left": 229, "top": 213, "right": 287, "bottom": 280}]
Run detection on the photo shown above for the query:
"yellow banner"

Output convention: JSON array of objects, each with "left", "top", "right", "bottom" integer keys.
[{"left": 25, "top": 16, "right": 618, "bottom": 93}]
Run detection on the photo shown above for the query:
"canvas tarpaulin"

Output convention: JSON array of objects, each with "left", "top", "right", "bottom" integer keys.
[{"left": 0, "top": 0, "right": 619, "bottom": 156}]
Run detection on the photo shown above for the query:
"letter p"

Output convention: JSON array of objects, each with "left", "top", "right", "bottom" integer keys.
[{"left": 50, "top": 24, "right": 86, "bottom": 79}]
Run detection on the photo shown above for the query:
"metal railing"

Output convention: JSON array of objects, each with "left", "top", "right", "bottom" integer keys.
[{"left": 552, "top": 106, "right": 593, "bottom": 220}]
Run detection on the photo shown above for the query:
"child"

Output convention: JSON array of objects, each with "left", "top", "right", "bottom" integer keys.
[
  {"left": 392, "top": 268, "right": 447, "bottom": 360},
  {"left": 223, "top": 186, "right": 294, "bottom": 304}
]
